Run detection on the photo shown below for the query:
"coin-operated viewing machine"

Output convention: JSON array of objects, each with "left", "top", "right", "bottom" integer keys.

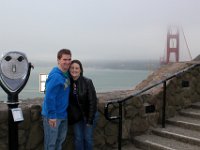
[{"left": 0, "top": 51, "right": 33, "bottom": 150}]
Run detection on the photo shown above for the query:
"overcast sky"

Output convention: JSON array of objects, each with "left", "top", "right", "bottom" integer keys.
[{"left": 0, "top": 0, "right": 200, "bottom": 64}]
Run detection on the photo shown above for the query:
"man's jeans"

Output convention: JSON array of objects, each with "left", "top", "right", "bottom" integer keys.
[
  {"left": 73, "top": 112, "right": 98, "bottom": 150},
  {"left": 43, "top": 117, "right": 68, "bottom": 150}
]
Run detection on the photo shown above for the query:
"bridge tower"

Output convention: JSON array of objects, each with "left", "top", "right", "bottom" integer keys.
[{"left": 166, "top": 27, "right": 179, "bottom": 63}]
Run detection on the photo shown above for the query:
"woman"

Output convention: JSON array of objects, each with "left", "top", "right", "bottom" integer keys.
[{"left": 69, "top": 59, "right": 98, "bottom": 150}]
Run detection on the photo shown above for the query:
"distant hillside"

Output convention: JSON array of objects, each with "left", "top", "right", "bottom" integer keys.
[{"left": 193, "top": 55, "right": 200, "bottom": 61}]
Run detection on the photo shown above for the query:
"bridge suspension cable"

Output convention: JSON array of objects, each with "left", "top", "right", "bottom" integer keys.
[{"left": 180, "top": 26, "right": 192, "bottom": 60}]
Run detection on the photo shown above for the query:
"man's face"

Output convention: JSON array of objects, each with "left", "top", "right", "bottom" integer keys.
[{"left": 58, "top": 54, "right": 71, "bottom": 72}]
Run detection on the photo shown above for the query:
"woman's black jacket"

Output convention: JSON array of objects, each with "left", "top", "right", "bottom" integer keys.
[{"left": 70, "top": 76, "right": 97, "bottom": 125}]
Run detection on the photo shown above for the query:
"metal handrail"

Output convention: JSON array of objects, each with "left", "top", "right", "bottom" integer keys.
[{"left": 104, "top": 63, "right": 200, "bottom": 150}]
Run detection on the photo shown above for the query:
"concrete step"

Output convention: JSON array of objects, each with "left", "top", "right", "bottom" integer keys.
[
  {"left": 134, "top": 133, "right": 200, "bottom": 150},
  {"left": 132, "top": 103, "right": 200, "bottom": 150},
  {"left": 151, "top": 125, "right": 200, "bottom": 146},
  {"left": 179, "top": 108, "right": 200, "bottom": 119},
  {"left": 190, "top": 102, "right": 200, "bottom": 109},
  {"left": 166, "top": 115, "right": 200, "bottom": 131}
]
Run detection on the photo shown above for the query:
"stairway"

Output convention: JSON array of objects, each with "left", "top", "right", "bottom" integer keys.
[{"left": 133, "top": 102, "right": 200, "bottom": 150}]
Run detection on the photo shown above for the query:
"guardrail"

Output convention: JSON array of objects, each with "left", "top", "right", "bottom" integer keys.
[{"left": 104, "top": 63, "right": 200, "bottom": 150}]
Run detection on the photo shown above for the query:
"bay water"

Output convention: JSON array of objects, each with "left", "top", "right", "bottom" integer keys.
[{"left": 0, "top": 61, "right": 155, "bottom": 101}]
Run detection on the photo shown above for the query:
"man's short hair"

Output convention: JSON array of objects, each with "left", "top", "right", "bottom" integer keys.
[{"left": 57, "top": 49, "right": 71, "bottom": 60}]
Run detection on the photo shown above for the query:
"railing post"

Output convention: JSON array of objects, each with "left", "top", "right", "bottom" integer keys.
[
  {"left": 118, "top": 102, "right": 122, "bottom": 150},
  {"left": 162, "top": 81, "right": 167, "bottom": 128}
]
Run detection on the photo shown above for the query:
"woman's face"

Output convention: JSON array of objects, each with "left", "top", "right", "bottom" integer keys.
[{"left": 70, "top": 63, "right": 81, "bottom": 80}]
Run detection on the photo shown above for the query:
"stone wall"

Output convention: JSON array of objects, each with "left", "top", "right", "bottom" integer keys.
[{"left": 0, "top": 63, "right": 200, "bottom": 150}]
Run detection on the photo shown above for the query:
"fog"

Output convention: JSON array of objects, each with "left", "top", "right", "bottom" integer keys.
[{"left": 0, "top": 0, "right": 200, "bottom": 63}]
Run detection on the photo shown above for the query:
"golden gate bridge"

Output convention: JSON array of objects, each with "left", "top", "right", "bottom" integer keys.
[{"left": 160, "top": 26, "right": 192, "bottom": 64}]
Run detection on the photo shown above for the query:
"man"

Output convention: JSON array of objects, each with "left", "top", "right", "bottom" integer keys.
[{"left": 42, "top": 49, "right": 71, "bottom": 150}]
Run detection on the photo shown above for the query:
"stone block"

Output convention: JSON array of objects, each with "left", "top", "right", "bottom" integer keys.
[
  {"left": 104, "top": 122, "right": 118, "bottom": 136},
  {"left": 30, "top": 105, "right": 42, "bottom": 122},
  {"left": 130, "top": 116, "right": 149, "bottom": 137},
  {"left": 18, "top": 107, "right": 31, "bottom": 130},
  {"left": 25, "top": 122, "right": 43, "bottom": 150},
  {"left": 124, "top": 105, "right": 138, "bottom": 119}
]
